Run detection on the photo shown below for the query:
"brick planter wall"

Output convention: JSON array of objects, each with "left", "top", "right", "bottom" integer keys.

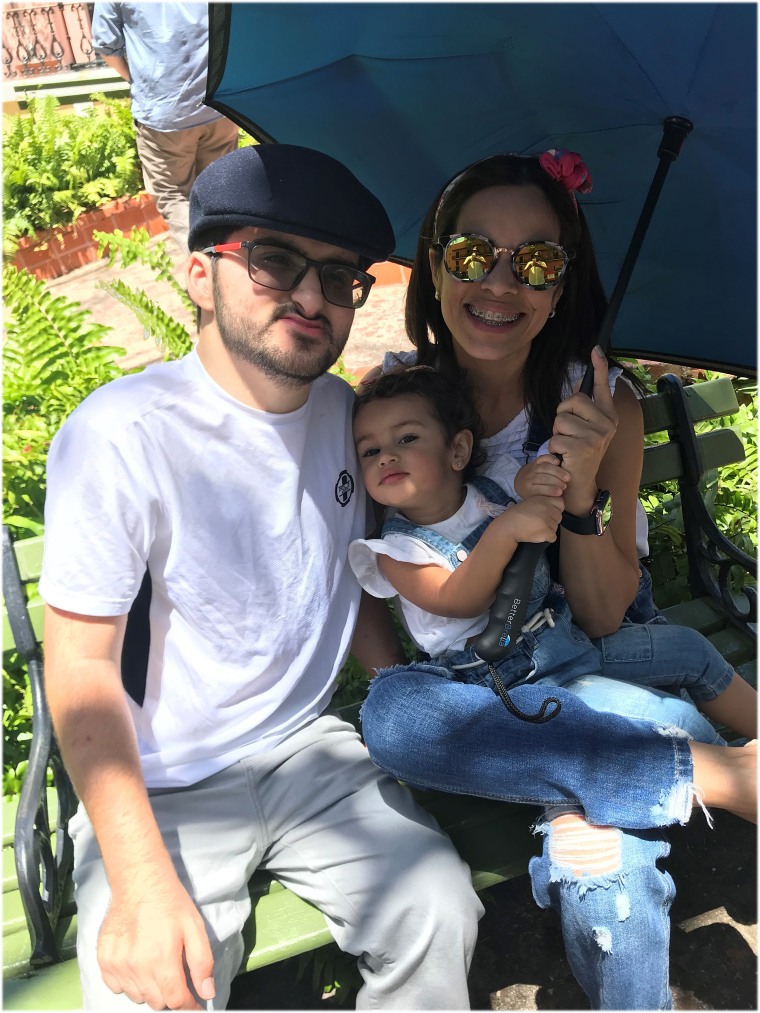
[
  {"left": 10, "top": 194, "right": 413, "bottom": 287},
  {"left": 11, "top": 192, "right": 169, "bottom": 281}
]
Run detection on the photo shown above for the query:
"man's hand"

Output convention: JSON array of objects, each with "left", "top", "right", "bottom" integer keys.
[{"left": 97, "top": 876, "right": 215, "bottom": 1010}]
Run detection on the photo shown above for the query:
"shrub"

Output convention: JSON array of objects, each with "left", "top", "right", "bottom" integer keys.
[
  {"left": 637, "top": 369, "right": 757, "bottom": 607},
  {"left": 2, "top": 263, "right": 134, "bottom": 796},
  {"left": 3, "top": 263, "right": 128, "bottom": 538},
  {"left": 3, "top": 94, "right": 142, "bottom": 252}
]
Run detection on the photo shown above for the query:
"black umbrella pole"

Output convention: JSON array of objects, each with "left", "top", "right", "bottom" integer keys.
[{"left": 580, "top": 116, "right": 694, "bottom": 395}]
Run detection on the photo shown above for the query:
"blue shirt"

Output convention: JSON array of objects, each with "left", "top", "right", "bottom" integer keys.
[{"left": 91, "top": 2, "right": 223, "bottom": 131}]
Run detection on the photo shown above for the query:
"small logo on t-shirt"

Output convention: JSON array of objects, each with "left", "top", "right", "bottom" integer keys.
[{"left": 335, "top": 469, "right": 354, "bottom": 506}]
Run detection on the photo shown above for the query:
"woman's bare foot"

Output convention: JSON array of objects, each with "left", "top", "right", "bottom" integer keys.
[{"left": 690, "top": 739, "right": 757, "bottom": 824}]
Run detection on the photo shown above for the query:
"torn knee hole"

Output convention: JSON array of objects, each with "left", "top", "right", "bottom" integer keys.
[{"left": 547, "top": 813, "right": 622, "bottom": 877}]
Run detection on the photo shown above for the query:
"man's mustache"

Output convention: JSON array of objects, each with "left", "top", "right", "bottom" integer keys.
[{"left": 271, "top": 302, "right": 334, "bottom": 342}]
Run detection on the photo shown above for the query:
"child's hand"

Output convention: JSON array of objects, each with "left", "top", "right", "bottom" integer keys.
[
  {"left": 494, "top": 495, "right": 564, "bottom": 545},
  {"left": 514, "top": 454, "right": 569, "bottom": 500}
]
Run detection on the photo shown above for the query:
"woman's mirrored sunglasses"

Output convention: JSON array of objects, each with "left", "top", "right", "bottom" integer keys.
[
  {"left": 437, "top": 234, "right": 572, "bottom": 290},
  {"left": 201, "top": 242, "right": 376, "bottom": 308}
]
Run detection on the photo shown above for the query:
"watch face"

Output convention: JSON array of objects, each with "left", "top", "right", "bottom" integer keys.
[{"left": 595, "top": 489, "right": 612, "bottom": 535}]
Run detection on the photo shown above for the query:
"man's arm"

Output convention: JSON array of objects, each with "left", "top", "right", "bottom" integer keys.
[
  {"left": 350, "top": 591, "right": 408, "bottom": 674},
  {"left": 44, "top": 605, "right": 215, "bottom": 1010}
]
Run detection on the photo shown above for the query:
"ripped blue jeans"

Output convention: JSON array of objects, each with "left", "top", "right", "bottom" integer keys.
[
  {"left": 531, "top": 815, "right": 675, "bottom": 1009},
  {"left": 361, "top": 595, "right": 725, "bottom": 1009}
]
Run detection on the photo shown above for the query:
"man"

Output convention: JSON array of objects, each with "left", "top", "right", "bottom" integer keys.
[
  {"left": 40, "top": 143, "right": 483, "bottom": 1010},
  {"left": 91, "top": 3, "right": 240, "bottom": 252}
]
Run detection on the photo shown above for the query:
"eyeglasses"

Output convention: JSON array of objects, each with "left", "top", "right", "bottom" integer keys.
[
  {"left": 437, "top": 234, "right": 572, "bottom": 290},
  {"left": 201, "top": 242, "right": 376, "bottom": 308}
]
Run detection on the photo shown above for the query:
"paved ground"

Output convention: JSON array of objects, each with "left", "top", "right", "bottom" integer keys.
[
  {"left": 44, "top": 240, "right": 757, "bottom": 1010},
  {"left": 45, "top": 234, "right": 414, "bottom": 377}
]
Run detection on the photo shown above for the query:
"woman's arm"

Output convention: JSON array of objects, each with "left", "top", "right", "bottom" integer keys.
[
  {"left": 379, "top": 496, "right": 563, "bottom": 618},
  {"left": 549, "top": 349, "right": 643, "bottom": 636}
]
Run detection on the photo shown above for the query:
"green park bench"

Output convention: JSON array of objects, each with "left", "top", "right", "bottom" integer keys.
[{"left": 2, "top": 372, "right": 756, "bottom": 1010}]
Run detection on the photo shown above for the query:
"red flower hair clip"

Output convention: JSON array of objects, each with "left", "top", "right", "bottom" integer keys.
[{"left": 538, "top": 149, "right": 593, "bottom": 207}]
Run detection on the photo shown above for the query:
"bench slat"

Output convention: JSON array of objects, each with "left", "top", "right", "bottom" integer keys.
[
  {"left": 8, "top": 537, "right": 44, "bottom": 584},
  {"left": 735, "top": 659, "right": 757, "bottom": 690},
  {"left": 640, "top": 375, "right": 739, "bottom": 434},
  {"left": 662, "top": 596, "right": 726, "bottom": 632},
  {"left": 3, "top": 598, "right": 43, "bottom": 655},
  {"left": 641, "top": 428, "right": 744, "bottom": 487},
  {"left": 3, "top": 957, "right": 82, "bottom": 1010}
]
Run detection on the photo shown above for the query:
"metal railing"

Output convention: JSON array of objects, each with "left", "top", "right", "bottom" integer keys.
[{"left": 3, "top": 2, "right": 102, "bottom": 79}]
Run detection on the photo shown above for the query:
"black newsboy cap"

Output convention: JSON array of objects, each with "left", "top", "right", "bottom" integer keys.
[{"left": 188, "top": 143, "right": 395, "bottom": 262}]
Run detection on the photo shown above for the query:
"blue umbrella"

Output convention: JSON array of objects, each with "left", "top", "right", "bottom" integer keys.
[{"left": 206, "top": 2, "right": 756, "bottom": 376}]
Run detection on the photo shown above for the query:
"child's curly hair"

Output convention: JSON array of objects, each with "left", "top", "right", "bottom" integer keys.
[{"left": 353, "top": 365, "right": 487, "bottom": 481}]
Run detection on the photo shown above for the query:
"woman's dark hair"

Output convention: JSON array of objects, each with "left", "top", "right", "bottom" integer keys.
[
  {"left": 405, "top": 154, "right": 641, "bottom": 433},
  {"left": 354, "top": 365, "right": 487, "bottom": 481}
]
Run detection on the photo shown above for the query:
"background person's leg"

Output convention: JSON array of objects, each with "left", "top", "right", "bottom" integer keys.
[
  {"left": 136, "top": 121, "right": 200, "bottom": 252},
  {"left": 194, "top": 117, "right": 240, "bottom": 176}
]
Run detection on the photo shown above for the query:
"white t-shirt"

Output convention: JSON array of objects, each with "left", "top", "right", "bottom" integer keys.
[
  {"left": 381, "top": 352, "right": 650, "bottom": 557},
  {"left": 349, "top": 456, "right": 518, "bottom": 656},
  {"left": 40, "top": 351, "right": 369, "bottom": 788}
]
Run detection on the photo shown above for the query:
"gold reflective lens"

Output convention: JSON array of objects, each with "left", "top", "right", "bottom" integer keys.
[
  {"left": 443, "top": 236, "right": 496, "bottom": 281},
  {"left": 513, "top": 243, "right": 567, "bottom": 287},
  {"left": 440, "top": 235, "right": 569, "bottom": 289}
]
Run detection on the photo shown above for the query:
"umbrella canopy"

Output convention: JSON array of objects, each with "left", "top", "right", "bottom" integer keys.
[{"left": 206, "top": 3, "right": 756, "bottom": 376}]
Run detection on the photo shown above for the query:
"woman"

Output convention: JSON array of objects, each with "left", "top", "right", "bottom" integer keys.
[{"left": 358, "top": 150, "right": 756, "bottom": 1009}]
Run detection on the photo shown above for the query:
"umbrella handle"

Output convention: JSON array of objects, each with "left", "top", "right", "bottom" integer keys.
[
  {"left": 475, "top": 116, "right": 693, "bottom": 663},
  {"left": 580, "top": 115, "right": 693, "bottom": 397},
  {"left": 472, "top": 541, "right": 548, "bottom": 662}
]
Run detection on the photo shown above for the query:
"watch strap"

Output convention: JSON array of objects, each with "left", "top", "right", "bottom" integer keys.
[
  {"left": 560, "top": 510, "right": 600, "bottom": 535},
  {"left": 561, "top": 489, "right": 611, "bottom": 536}
]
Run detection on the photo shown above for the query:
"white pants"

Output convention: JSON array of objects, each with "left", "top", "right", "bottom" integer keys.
[{"left": 71, "top": 713, "right": 483, "bottom": 1009}]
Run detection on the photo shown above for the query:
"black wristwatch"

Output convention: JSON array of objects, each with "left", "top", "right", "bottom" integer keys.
[{"left": 561, "top": 489, "right": 612, "bottom": 536}]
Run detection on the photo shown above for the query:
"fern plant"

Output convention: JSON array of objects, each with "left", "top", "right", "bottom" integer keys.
[
  {"left": 3, "top": 263, "right": 127, "bottom": 536},
  {"left": 94, "top": 227, "right": 195, "bottom": 359},
  {"left": 3, "top": 93, "right": 141, "bottom": 252}
]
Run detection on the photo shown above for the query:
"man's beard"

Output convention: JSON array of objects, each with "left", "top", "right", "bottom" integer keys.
[{"left": 213, "top": 277, "right": 350, "bottom": 388}]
